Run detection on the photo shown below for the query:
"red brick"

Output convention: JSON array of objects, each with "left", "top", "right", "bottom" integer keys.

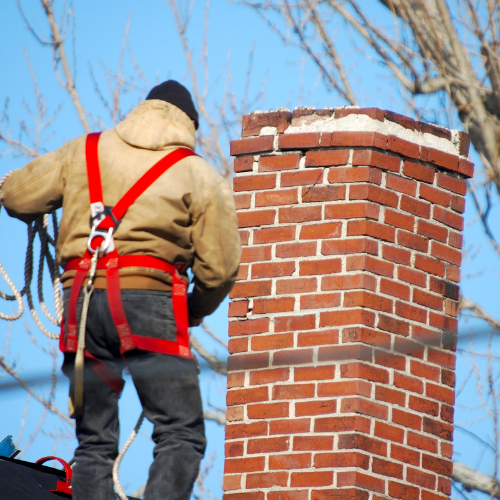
[
  {"left": 328, "top": 166, "right": 382, "bottom": 185},
  {"left": 227, "top": 372, "right": 245, "bottom": 388},
  {"left": 350, "top": 184, "right": 399, "bottom": 208},
  {"left": 238, "top": 210, "right": 275, "bottom": 228},
  {"left": 384, "top": 208, "right": 415, "bottom": 232},
  {"left": 300, "top": 222, "right": 341, "bottom": 240},
  {"left": 297, "top": 329, "right": 339, "bottom": 347},
  {"left": 419, "top": 123, "right": 451, "bottom": 140},
  {"left": 395, "top": 301, "right": 427, "bottom": 324},
  {"left": 346, "top": 255, "right": 394, "bottom": 277},
  {"left": 433, "top": 206, "right": 464, "bottom": 230},
  {"left": 294, "top": 436, "right": 333, "bottom": 452},
  {"left": 281, "top": 168, "right": 323, "bottom": 187},
  {"left": 249, "top": 368, "right": 289, "bottom": 386},
  {"left": 234, "top": 174, "right": 276, "bottom": 192},
  {"left": 252, "top": 261, "right": 295, "bottom": 279},
  {"left": 253, "top": 225, "right": 296, "bottom": 244},
  {"left": 458, "top": 131, "right": 471, "bottom": 155},
  {"left": 450, "top": 195, "right": 465, "bottom": 213},
  {"left": 422, "top": 454, "right": 453, "bottom": 476},
  {"left": 392, "top": 408, "right": 422, "bottom": 431},
  {"left": 231, "top": 135, "right": 274, "bottom": 156},
  {"left": 409, "top": 395, "right": 439, "bottom": 416},
  {"left": 274, "top": 349, "right": 314, "bottom": 366},
  {"left": 335, "top": 107, "right": 385, "bottom": 121},
  {"left": 342, "top": 327, "right": 391, "bottom": 348},
  {"left": 242, "top": 110, "right": 291, "bottom": 136},
  {"left": 300, "top": 258, "right": 342, "bottom": 275},
  {"left": 386, "top": 173, "right": 417, "bottom": 196},
  {"left": 431, "top": 241, "right": 461, "bottom": 266},
  {"left": 290, "top": 471, "right": 333, "bottom": 487},
  {"left": 269, "top": 453, "right": 311, "bottom": 470},
  {"left": 403, "top": 160, "right": 435, "bottom": 183},
  {"left": 423, "top": 417, "right": 453, "bottom": 441},
  {"left": 337, "top": 471, "right": 385, "bottom": 493},
  {"left": 259, "top": 154, "right": 300, "bottom": 171},
  {"left": 225, "top": 421, "right": 268, "bottom": 440},
  {"left": 338, "top": 433, "right": 387, "bottom": 456},
  {"left": 236, "top": 264, "right": 248, "bottom": 281},
  {"left": 302, "top": 185, "right": 346, "bottom": 203},
  {"left": 223, "top": 475, "right": 241, "bottom": 491},
  {"left": 225, "top": 457, "right": 265, "bottom": 473},
  {"left": 321, "top": 274, "right": 377, "bottom": 292},
  {"left": 224, "top": 491, "right": 264, "bottom": 500},
  {"left": 247, "top": 402, "right": 289, "bottom": 419},
  {"left": 372, "top": 457, "right": 403, "bottom": 479},
  {"left": 329, "top": 130, "right": 387, "bottom": 148},
  {"left": 406, "top": 468, "right": 436, "bottom": 490},
  {"left": 234, "top": 156, "right": 254, "bottom": 173},
  {"left": 275, "top": 315, "right": 316, "bottom": 332},
  {"left": 407, "top": 431, "right": 438, "bottom": 453},
  {"left": 344, "top": 290, "right": 393, "bottom": 312},
  {"left": 341, "top": 397, "right": 389, "bottom": 420},
  {"left": 228, "top": 352, "right": 269, "bottom": 372},
  {"left": 301, "top": 292, "right": 341, "bottom": 310},
  {"left": 436, "top": 172, "right": 466, "bottom": 194},
  {"left": 322, "top": 238, "right": 378, "bottom": 256},
  {"left": 374, "top": 350, "right": 406, "bottom": 371},
  {"left": 234, "top": 193, "right": 251, "bottom": 209},
  {"left": 458, "top": 158, "right": 474, "bottom": 177},
  {"left": 279, "top": 132, "right": 320, "bottom": 150},
  {"left": 241, "top": 245, "right": 272, "bottom": 263},
  {"left": 441, "top": 442, "right": 453, "bottom": 459},
  {"left": 251, "top": 333, "right": 294, "bottom": 351},
  {"left": 269, "top": 418, "right": 311, "bottom": 435},
  {"left": 419, "top": 184, "right": 451, "bottom": 207},
  {"left": 255, "top": 189, "right": 298, "bottom": 207},
  {"left": 228, "top": 338, "right": 248, "bottom": 354},
  {"left": 397, "top": 229, "right": 428, "bottom": 252},
  {"left": 423, "top": 148, "right": 459, "bottom": 172},
  {"left": 414, "top": 254, "right": 445, "bottom": 278},
  {"left": 347, "top": 220, "right": 395, "bottom": 242},
  {"left": 315, "top": 452, "right": 369, "bottom": 470},
  {"left": 411, "top": 360, "right": 440, "bottom": 382},
  {"left": 439, "top": 477, "right": 452, "bottom": 495},
  {"left": 276, "top": 277, "right": 317, "bottom": 295},
  {"left": 446, "top": 265, "right": 460, "bottom": 282},
  {"left": 341, "top": 362, "right": 390, "bottom": 384},
  {"left": 228, "top": 318, "right": 269, "bottom": 337},
  {"left": 380, "top": 278, "right": 410, "bottom": 300},
  {"left": 417, "top": 220, "right": 448, "bottom": 242},
  {"left": 229, "top": 301, "right": 249, "bottom": 317},
  {"left": 385, "top": 111, "right": 417, "bottom": 130},
  {"left": 429, "top": 313, "right": 458, "bottom": 334},
  {"left": 318, "top": 380, "right": 372, "bottom": 399},
  {"left": 375, "top": 385, "right": 406, "bottom": 407},
  {"left": 352, "top": 149, "right": 400, "bottom": 172},
  {"left": 398, "top": 266, "right": 427, "bottom": 287},
  {"left": 318, "top": 344, "right": 372, "bottom": 363},
  {"left": 374, "top": 421, "right": 405, "bottom": 443},
  {"left": 305, "top": 149, "right": 350, "bottom": 167},
  {"left": 413, "top": 289, "right": 443, "bottom": 311},
  {"left": 296, "top": 399, "right": 337, "bottom": 417},
  {"left": 276, "top": 242, "right": 317, "bottom": 258},
  {"left": 246, "top": 472, "right": 288, "bottom": 489},
  {"left": 394, "top": 372, "right": 424, "bottom": 394},
  {"left": 429, "top": 277, "right": 459, "bottom": 299},
  {"left": 268, "top": 491, "right": 308, "bottom": 500},
  {"left": 320, "top": 309, "right": 376, "bottom": 328},
  {"left": 412, "top": 325, "right": 441, "bottom": 348},
  {"left": 390, "top": 444, "right": 420, "bottom": 466},
  {"left": 325, "top": 202, "right": 380, "bottom": 220},
  {"left": 279, "top": 205, "right": 322, "bottom": 223},
  {"left": 253, "top": 297, "right": 295, "bottom": 314},
  {"left": 388, "top": 481, "right": 420, "bottom": 500},
  {"left": 295, "top": 365, "right": 336, "bottom": 382},
  {"left": 401, "top": 194, "right": 431, "bottom": 218},
  {"left": 387, "top": 136, "right": 420, "bottom": 159},
  {"left": 377, "top": 314, "right": 410, "bottom": 335},
  {"left": 225, "top": 441, "right": 244, "bottom": 457},
  {"left": 315, "top": 415, "right": 372, "bottom": 435}
]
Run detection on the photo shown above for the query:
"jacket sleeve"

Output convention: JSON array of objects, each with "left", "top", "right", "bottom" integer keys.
[
  {"left": 188, "top": 178, "right": 241, "bottom": 319},
  {"left": 1, "top": 146, "right": 66, "bottom": 223}
]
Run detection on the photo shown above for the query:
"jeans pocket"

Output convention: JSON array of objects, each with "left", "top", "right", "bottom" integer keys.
[{"left": 121, "top": 291, "right": 177, "bottom": 342}]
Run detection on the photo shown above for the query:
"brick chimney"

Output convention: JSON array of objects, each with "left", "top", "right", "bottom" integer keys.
[{"left": 224, "top": 107, "right": 473, "bottom": 500}]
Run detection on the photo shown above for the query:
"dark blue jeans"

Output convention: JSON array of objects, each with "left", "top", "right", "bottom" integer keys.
[{"left": 63, "top": 289, "right": 206, "bottom": 500}]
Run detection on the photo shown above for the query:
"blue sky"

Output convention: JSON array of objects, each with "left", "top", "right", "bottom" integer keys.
[{"left": 1, "top": 1, "right": 499, "bottom": 498}]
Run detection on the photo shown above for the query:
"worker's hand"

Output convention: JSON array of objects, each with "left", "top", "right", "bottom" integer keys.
[{"left": 189, "top": 315, "right": 203, "bottom": 328}]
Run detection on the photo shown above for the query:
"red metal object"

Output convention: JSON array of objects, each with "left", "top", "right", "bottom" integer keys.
[{"left": 35, "top": 456, "right": 72, "bottom": 497}]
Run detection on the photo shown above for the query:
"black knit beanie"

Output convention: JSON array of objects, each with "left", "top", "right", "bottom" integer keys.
[{"left": 146, "top": 80, "right": 199, "bottom": 130}]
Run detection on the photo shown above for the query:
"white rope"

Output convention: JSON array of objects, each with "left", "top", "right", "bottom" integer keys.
[{"left": 113, "top": 411, "right": 145, "bottom": 500}]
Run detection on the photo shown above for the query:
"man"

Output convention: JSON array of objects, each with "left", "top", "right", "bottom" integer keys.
[{"left": 0, "top": 80, "right": 241, "bottom": 500}]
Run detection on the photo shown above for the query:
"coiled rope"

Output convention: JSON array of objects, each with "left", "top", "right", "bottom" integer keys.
[{"left": 1, "top": 169, "right": 143, "bottom": 497}]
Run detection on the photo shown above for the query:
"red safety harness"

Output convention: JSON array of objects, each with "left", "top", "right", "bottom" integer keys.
[{"left": 60, "top": 132, "right": 197, "bottom": 391}]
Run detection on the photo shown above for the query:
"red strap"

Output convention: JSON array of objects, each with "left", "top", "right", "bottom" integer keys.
[
  {"left": 86, "top": 132, "right": 104, "bottom": 205},
  {"left": 65, "top": 254, "right": 177, "bottom": 274},
  {"left": 85, "top": 350, "right": 125, "bottom": 394}
]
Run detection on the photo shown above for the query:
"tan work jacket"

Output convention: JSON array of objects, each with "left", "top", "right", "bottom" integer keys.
[{"left": 1, "top": 100, "right": 241, "bottom": 318}]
